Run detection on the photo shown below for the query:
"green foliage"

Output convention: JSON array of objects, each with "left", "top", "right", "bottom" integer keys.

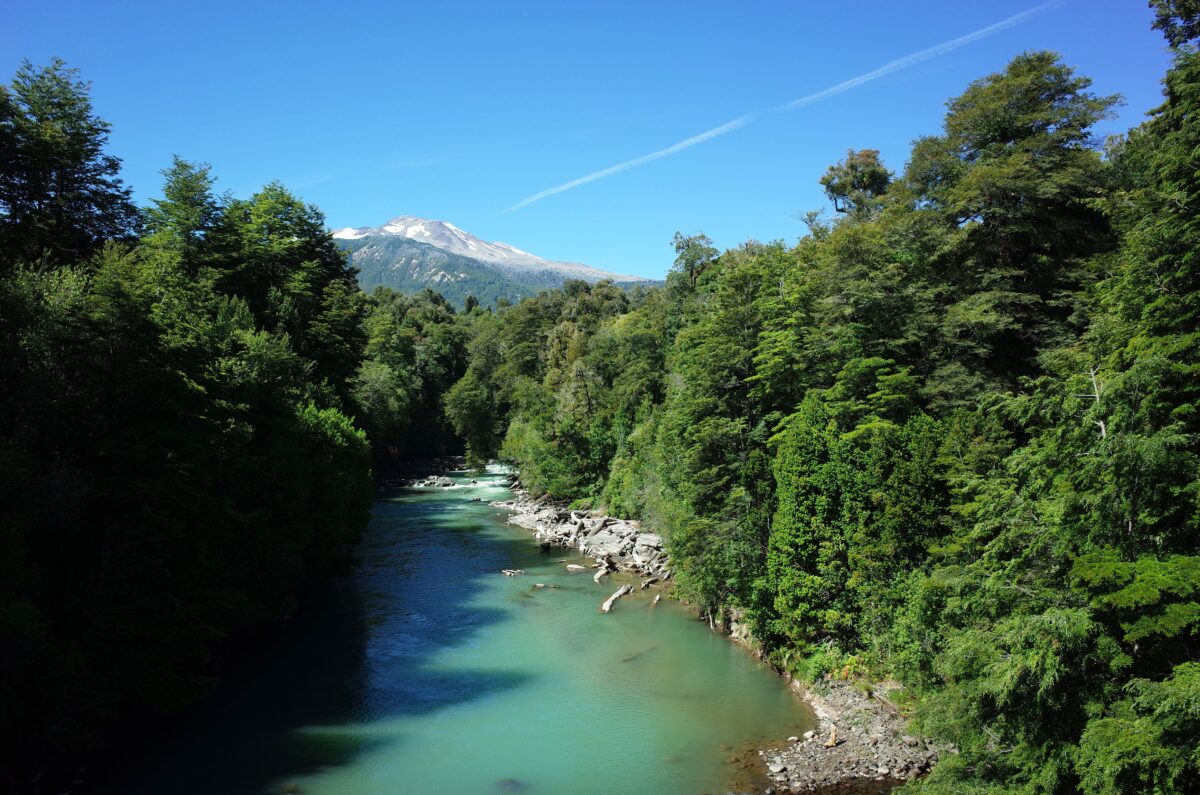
[
  {"left": 352, "top": 286, "right": 468, "bottom": 462},
  {"left": 143, "top": 155, "right": 221, "bottom": 271},
  {"left": 436, "top": 40, "right": 1200, "bottom": 795},
  {"left": 1076, "top": 663, "right": 1200, "bottom": 794},
  {"left": 1151, "top": 0, "right": 1200, "bottom": 47},
  {"left": 820, "top": 148, "right": 892, "bottom": 220},
  {"left": 1075, "top": 551, "right": 1200, "bottom": 645},
  {"left": 670, "top": 231, "right": 719, "bottom": 291},
  {"left": 0, "top": 243, "right": 373, "bottom": 780},
  {"left": 0, "top": 63, "right": 382, "bottom": 788},
  {"left": 0, "top": 59, "right": 139, "bottom": 267},
  {"left": 445, "top": 369, "right": 499, "bottom": 468}
]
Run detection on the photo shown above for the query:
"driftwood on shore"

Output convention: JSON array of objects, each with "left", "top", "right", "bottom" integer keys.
[{"left": 600, "top": 584, "right": 633, "bottom": 613}]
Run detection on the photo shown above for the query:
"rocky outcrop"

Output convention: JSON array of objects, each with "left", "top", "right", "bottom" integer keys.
[
  {"left": 419, "top": 475, "right": 455, "bottom": 488},
  {"left": 490, "top": 489, "right": 671, "bottom": 581}
]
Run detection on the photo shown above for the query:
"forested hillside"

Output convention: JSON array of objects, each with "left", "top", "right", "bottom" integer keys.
[
  {"left": 341, "top": 225, "right": 654, "bottom": 309},
  {"left": 438, "top": 12, "right": 1200, "bottom": 794},
  {"left": 341, "top": 234, "right": 553, "bottom": 307}
]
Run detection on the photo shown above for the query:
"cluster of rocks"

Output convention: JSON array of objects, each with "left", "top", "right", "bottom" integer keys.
[
  {"left": 490, "top": 488, "right": 670, "bottom": 582},
  {"left": 415, "top": 475, "right": 456, "bottom": 488},
  {"left": 755, "top": 680, "right": 942, "bottom": 793},
  {"left": 377, "top": 457, "right": 469, "bottom": 487}
]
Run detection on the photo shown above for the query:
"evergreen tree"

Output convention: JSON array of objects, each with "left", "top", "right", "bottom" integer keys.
[{"left": 0, "top": 59, "right": 138, "bottom": 267}]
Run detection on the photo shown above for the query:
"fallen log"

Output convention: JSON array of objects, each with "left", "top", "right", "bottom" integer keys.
[{"left": 601, "top": 584, "right": 633, "bottom": 613}]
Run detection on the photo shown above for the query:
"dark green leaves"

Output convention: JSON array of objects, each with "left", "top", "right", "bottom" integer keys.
[{"left": 0, "top": 59, "right": 139, "bottom": 268}]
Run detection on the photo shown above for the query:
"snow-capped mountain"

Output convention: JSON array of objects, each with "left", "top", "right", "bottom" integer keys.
[
  {"left": 331, "top": 216, "right": 654, "bottom": 308},
  {"left": 332, "top": 216, "right": 646, "bottom": 283}
]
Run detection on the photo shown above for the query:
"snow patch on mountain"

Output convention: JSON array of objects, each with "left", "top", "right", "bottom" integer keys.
[{"left": 331, "top": 215, "right": 647, "bottom": 283}]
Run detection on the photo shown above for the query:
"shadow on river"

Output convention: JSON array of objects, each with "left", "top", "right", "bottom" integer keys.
[{"left": 92, "top": 472, "right": 813, "bottom": 795}]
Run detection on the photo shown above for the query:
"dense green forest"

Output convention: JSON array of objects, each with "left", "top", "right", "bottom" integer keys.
[
  {"left": 438, "top": 9, "right": 1200, "bottom": 794},
  {"left": 2, "top": 3, "right": 1199, "bottom": 793}
]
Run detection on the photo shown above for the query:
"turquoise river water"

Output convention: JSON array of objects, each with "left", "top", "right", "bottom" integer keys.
[{"left": 99, "top": 468, "right": 813, "bottom": 795}]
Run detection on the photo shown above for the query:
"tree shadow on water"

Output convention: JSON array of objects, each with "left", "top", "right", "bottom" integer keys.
[{"left": 92, "top": 488, "right": 537, "bottom": 795}]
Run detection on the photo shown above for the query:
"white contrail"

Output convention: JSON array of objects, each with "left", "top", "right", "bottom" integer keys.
[
  {"left": 504, "top": 114, "right": 758, "bottom": 212},
  {"left": 504, "top": 1, "right": 1057, "bottom": 213}
]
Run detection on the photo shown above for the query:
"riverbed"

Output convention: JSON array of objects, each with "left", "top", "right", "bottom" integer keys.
[{"left": 98, "top": 468, "right": 813, "bottom": 795}]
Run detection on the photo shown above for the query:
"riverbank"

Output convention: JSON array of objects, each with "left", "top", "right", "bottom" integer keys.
[
  {"left": 489, "top": 484, "right": 671, "bottom": 584},
  {"left": 753, "top": 678, "right": 941, "bottom": 793},
  {"left": 491, "top": 480, "right": 938, "bottom": 795}
]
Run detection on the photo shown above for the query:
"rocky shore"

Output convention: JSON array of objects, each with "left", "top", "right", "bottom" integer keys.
[
  {"left": 491, "top": 477, "right": 938, "bottom": 795},
  {"left": 489, "top": 483, "right": 671, "bottom": 583},
  {"left": 750, "top": 678, "right": 942, "bottom": 793}
]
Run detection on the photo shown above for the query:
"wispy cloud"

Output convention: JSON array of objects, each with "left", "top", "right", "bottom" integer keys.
[{"left": 504, "top": 1, "right": 1058, "bottom": 213}]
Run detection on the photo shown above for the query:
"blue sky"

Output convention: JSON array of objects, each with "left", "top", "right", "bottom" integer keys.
[{"left": 2, "top": 0, "right": 1173, "bottom": 278}]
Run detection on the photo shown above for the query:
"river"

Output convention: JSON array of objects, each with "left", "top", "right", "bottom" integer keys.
[{"left": 98, "top": 467, "right": 813, "bottom": 795}]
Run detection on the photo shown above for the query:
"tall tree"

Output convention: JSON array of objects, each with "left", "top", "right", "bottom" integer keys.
[
  {"left": 670, "top": 231, "right": 718, "bottom": 291},
  {"left": 143, "top": 155, "right": 220, "bottom": 273},
  {"left": 902, "top": 51, "right": 1120, "bottom": 392},
  {"left": 206, "top": 182, "right": 366, "bottom": 401},
  {"left": 0, "top": 59, "right": 138, "bottom": 267},
  {"left": 819, "top": 148, "right": 892, "bottom": 220}
]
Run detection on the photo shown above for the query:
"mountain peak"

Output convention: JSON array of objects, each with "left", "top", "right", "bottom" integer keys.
[{"left": 331, "top": 216, "right": 646, "bottom": 283}]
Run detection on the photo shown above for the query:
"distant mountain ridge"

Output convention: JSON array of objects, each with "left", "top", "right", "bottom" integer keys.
[{"left": 333, "top": 216, "right": 652, "bottom": 306}]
